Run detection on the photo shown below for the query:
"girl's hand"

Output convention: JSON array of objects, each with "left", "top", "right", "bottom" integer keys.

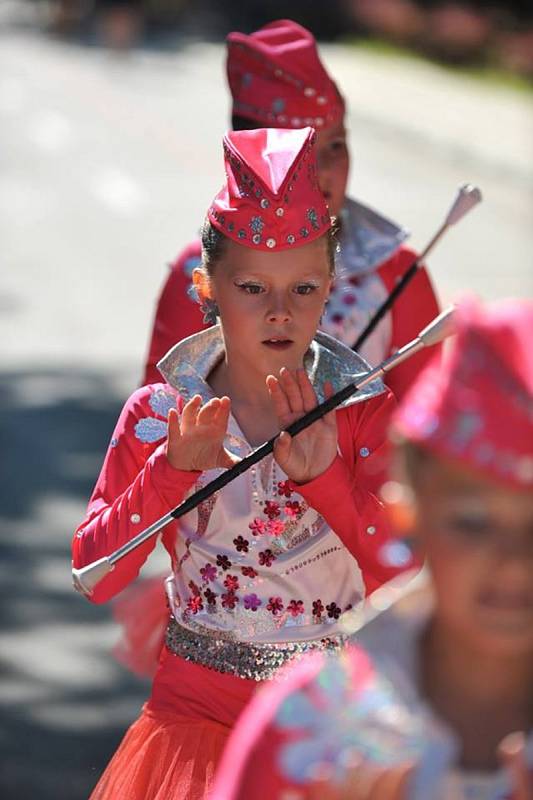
[
  {"left": 267, "top": 367, "right": 337, "bottom": 484},
  {"left": 166, "top": 395, "right": 240, "bottom": 472},
  {"left": 308, "top": 760, "right": 413, "bottom": 800},
  {"left": 499, "top": 732, "right": 532, "bottom": 800}
]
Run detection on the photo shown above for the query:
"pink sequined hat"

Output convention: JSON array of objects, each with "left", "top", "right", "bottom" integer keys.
[
  {"left": 393, "top": 297, "right": 533, "bottom": 489},
  {"left": 226, "top": 19, "right": 345, "bottom": 130},
  {"left": 208, "top": 126, "right": 332, "bottom": 251}
]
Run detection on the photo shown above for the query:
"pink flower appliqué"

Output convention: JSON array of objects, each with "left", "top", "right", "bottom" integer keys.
[
  {"left": 221, "top": 591, "right": 238, "bottom": 609},
  {"left": 326, "top": 602, "right": 342, "bottom": 620},
  {"left": 223, "top": 574, "right": 239, "bottom": 592},
  {"left": 187, "top": 595, "right": 204, "bottom": 614},
  {"left": 312, "top": 599, "right": 324, "bottom": 617},
  {"left": 267, "top": 597, "right": 284, "bottom": 616},
  {"left": 284, "top": 500, "right": 302, "bottom": 517},
  {"left": 266, "top": 519, "right": 285, "bottom": 537},
  {"left": 200, "top": 563, "right": 217, "bottom": 583},
  {"left": 243, "top": 593, "right": 262, "bottom": 611},
  {"left": 287, "top": 599, "right": 304, "bottom": 617},
  {"left": 204, "top": 588, "right": 217, "bottom": 606},
  {"left": 216, "top": 554, "right": 232, "bottom": 571},
  {"left": 233, "top": 536, "right": 250, "bottom": 553},
  {"left": 264, "top": 500, "right": 281, "bottom": 519},
  {"left": 258, "top": 549, "right": 276, "bottom": 567},
  {"left": 249, "top": 518, "right": 266, "bottom": 536},
  {"left": 277, "top": 480, "right": 292, "bottom": 498},
  {"left": 241, "top": 566, "right": 258, "bottom": 578}
]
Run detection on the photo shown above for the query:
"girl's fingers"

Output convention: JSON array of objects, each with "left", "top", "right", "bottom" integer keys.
[
  {"left": 217, "top": 448, "right": 241, "bottom": 469},
  {"left": 167, "top": 407, "right": 181, "bottom": 443},
  {"left": 273, "top": 430, "right": 292, "bottom": 470},
  {"left": 211, "top": 398, "right": 232, "bottom": 440},
  {"left": 196, "top": 397, "right": 221, "bottom": 425},
  {"left": 279, "top": 367, "right": 305, "bottom": 415},
  {"left": 297, "top": 368, "right": 318, "bottom": 413},
  {"left": 368, "top": 764, "right": 413, "bottom": 800},
  {"left": 180, "top": 394, "right": 202, "bottom": 430},
  {"left": 266, "top": 374, "right": 292, "bottom": 420},
  {"left": 498, "top": 732, "right": 531, "bottom": 800}
]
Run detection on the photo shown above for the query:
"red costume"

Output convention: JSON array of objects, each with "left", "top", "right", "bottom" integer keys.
[
  {"left": 74, "top": 128, "right": 410, "bottom": 800},
  {"left": 142, "top": 20, "right": 440, "bottom": 396}
]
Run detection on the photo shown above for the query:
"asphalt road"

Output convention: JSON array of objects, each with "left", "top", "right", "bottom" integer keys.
[{"left": 1, "top": 22, "right": 532, "bottom": 800}]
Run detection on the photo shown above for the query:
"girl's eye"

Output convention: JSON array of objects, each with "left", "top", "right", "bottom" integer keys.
[
  {"left": 236, "top": 283, "right": 264, "bottom": 295},
  {"left": 294, "top": 284, "right": 317, "bottom": 295},
  {"left": 330, "top": 139, "right": 347, "bottom": 154},
  {"left": 447, "top": 514, "right": 492, "bottom": 540}
]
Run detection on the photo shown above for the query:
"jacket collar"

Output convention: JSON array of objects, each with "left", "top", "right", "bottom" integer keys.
[
  {"left": 157, "top": 324, "right": 386, "bottom": 409},
  {"left": 338, "top": 196, "right": 409, "bottom": 277}
]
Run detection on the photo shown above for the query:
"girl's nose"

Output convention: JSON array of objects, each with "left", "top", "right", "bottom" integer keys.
[{"left": 267, "top": 295, "right": 291, "bottom": 323}]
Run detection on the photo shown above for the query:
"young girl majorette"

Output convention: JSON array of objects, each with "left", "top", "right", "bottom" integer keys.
[
  {"left": 211, "top": 297, "right": 533, "bottom": 800},
  {"left": 142, "top": 19, "right": 440, "bottom": 398},
  {"left": 72, "top": 126, "right": 411, "bottom": 800}
]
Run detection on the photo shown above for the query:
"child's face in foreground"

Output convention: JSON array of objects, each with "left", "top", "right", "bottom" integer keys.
[
  {"left": 315, "top": 120, "right": 350, "bottom": 219},
  {"left": 413, "top": 456, "right": 533, "bottom": 657},
  {"left": 208, "top": 236, "right": 332, "bottom": 378}
]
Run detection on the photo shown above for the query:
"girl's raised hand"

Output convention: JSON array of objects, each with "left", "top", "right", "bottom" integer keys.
[
  {"left": 267, "top": 367, "right": 337, "bottom": 484},
  {"left": 499, "top": 732, "right": 532, "bottom": 800},
  {"left": 308, "top": 761, "right": 413, "bottom": 800},
  {"left": 166, "top": 395, "right": 240, "bottom": 472}
]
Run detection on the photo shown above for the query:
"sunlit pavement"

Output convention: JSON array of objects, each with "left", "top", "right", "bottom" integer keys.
[{"left": 1, "top": 22, "right": 532, "bottom": 799}]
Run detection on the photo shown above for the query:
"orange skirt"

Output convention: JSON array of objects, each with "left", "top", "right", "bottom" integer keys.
[{"left": 89, "top": 703, "right": 231, "bottom": 800}]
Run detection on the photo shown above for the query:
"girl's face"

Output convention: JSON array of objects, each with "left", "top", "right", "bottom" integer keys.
[
  {"left": 412, "top": 456, "right": 533, "bottom": 657},
  {"left": 198, "top": 235, "right": 332, "bottom": 380},
  {"left": 315, "top": 120, "right": 350, "bottom": 219}
]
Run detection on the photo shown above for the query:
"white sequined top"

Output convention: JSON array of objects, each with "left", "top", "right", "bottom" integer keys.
[{"left": 156, "top": 326, "right": 388, "bottom": 645}]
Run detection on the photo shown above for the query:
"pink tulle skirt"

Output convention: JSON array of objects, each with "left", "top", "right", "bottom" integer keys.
[
  {"left": 89, "top": 703, "right": 230, "bottom": 800},
  {"left": 89, "top": 647, "right": 258, "bottom": 800}
]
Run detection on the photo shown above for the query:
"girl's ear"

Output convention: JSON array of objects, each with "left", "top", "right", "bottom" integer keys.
[{"left": 192, "top": 267, "right": 214, "bottom": 302}]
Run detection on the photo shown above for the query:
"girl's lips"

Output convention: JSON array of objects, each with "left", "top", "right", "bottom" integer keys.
[
  {"left": 479, "top": 589, "right": 533, "bottom": 611},
  {"left": 262, "top": 339, "right": 293, "bottom": 351}
]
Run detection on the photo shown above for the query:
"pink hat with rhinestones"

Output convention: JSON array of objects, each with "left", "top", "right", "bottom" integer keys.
[
  {"left": 393, "top": 297, "right": 533, "bottom": 489},
  {"left": 226, "top": 19, "right": 345, "bottom": 130},
  {"left": 208, "top": 126, "right": 332, "bottom": 251}
]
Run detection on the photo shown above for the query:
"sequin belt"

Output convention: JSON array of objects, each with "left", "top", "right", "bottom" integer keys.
[{"left": 165, "top": 617, "right": 347, "bottom": 682}]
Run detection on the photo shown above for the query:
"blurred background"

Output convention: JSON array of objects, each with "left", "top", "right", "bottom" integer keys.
[{"left": 1, "top": 1, "right": 532, "bottom": 797}]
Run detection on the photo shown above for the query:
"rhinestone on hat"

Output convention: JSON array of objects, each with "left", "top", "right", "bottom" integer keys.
[
  {"left": 287, "top": 234, "right": 296, "bottom": 244},
  {"left": 260, "top": 198, "right": 270, "bottom": 209},
  {"left": 304, "top": 87, "right": 316, "bottom": 97},
  {"left": 276, "top": 207, "right": 284, "bottom": 217},
  {"left": 266, "top": 238, "right": 276, "bottom": 249}
]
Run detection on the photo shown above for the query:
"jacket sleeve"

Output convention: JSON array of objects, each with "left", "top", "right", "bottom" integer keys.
[
  {"left": 72, "top": 384, "right": 201, "bottom": 604},
  {"left": 141, "top": 240, "right": 207, "bottom": 385},
  {"left": 289, "top": 391, "right": 413, "bottom": 593},
  {"left": 378, "top": 246, "right": 441, "bottom": 402}
]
